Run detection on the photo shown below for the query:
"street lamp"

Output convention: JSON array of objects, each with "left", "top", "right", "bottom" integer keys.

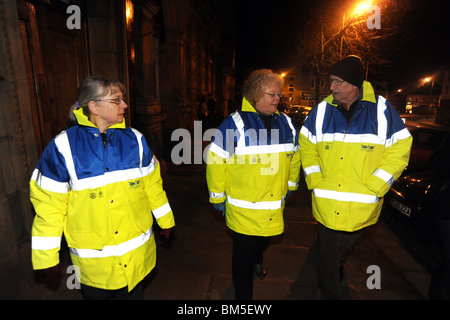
[
  {"left": 353, "top": 0, "right": 374, "bottom": 16},
  {"left": 339, "top": 0, "right": 375, "bottom": 59},
  {"left": 423, "top": 77, "right": 434, "bottom": 120}
]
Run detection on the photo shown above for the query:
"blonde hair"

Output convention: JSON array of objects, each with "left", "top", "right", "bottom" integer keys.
[{"left": 243, "top": 69, "right": 284, "bottom": 106}]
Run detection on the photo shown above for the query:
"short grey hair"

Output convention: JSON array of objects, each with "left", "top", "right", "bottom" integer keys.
[{"left": 243, "top": 69, "right": 284, "bottom": 106}]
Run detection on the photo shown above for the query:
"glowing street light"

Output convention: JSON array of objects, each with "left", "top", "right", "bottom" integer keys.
[
  {"left": 353, "top": 0, "right": 374, "bottom": 17},
  {"left": 339, "top": 0, "right": 376, "bottom": 58},
  {"left": 422, "top": 77, "right": 434, "bottom": 119}
]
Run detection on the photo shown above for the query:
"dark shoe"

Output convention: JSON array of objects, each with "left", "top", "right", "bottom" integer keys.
[{"left": 254, "top": 264, "right": 267, "bottom": 279}]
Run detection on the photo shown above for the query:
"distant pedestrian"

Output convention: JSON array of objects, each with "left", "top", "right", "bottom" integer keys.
[
  {"left": 30, "top": 77, "right": 175, "bottom": 299},
  {"left": 199, "top": 95, "right": 210, "bottom": 129},
  {"left": 207, "top": 94, "right": 216, "bottom": 115},
  {"left": 206, "top": 69, "right": 301, "bottom": 300},
  {"left": 299, "top": 56, "right": 412, "bottom": 299}
]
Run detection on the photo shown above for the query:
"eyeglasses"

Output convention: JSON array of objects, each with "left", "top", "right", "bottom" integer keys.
[
  {"left": 265, "top": 92, "right": 283, "bottom": 99},
  {"left": 329, "top": 78, "right": 345, "bottom": 86},
  {"left": 95, "top": 97, "right": 126, "bottom": 105}
]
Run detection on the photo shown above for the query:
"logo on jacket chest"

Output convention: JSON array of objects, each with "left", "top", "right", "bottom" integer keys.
[
  {"left": 361, "top": 144, "right": 375, "bottom": 152},
  {"left": 89, "top": 190, "right": 104, "bottom": 199},
  {"left": 129, "top": 180, "right": 141, "bottom": 189}
]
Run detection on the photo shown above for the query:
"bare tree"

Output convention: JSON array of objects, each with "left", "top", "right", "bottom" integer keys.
[{"left": 293, "top": 0, "right": 416, "bottom": 105}]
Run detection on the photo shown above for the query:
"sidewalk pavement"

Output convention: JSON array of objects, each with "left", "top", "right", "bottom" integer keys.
[
  {"left": 145, "top": 164, "right": 430, "bottom": 300},
  {"left": 33, "top": 163, "right": 431, "bottom": 300}
]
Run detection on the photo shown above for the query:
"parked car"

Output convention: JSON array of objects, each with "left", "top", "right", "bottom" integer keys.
[
  {"left": 384, "top": 128, "right": 450, "bottom": 238},
  {"left": 277, "top": 103, "right": 289, "bottom": 114},
  {"left": 407, "top": 126, "right": 449, "bottom": 171},
  {"left": 287, "top": 105, "right": 312, "bottom": 128},
  {"left": 384, "top": 169, "right": 435, "bottom": 237}
]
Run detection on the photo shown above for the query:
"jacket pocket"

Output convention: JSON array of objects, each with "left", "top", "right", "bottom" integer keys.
[
  {"left": 64, "top": 230, "right": 107, "bottom": 250},
  {"left": 132, "top": 210, "right": 153, "bottom": 233}
]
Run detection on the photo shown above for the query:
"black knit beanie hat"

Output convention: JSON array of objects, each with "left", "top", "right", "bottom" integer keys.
[{"left": 329, "top": 55, "right": 364, "bottom": 88}]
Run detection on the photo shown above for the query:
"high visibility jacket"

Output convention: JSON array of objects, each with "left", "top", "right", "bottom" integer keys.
[
  {"left": 30, "top": 108, "right": 175, "bottom": 291},
  {"left": 299, "top": 81, "right": 412, "bottom": 232},
  {"left": 206, "top": 98, "right": 301, "bottom": 236}
]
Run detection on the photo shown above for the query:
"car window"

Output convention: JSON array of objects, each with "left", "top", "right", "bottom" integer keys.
[{"left": 411, "top": 130, "right": 446, "bottom": 149}]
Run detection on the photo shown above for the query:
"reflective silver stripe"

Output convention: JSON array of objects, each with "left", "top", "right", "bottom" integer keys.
[
  {"left": 54, "top": 131, "right": 77, "bottom": 184},
  {"left": 53, "top": 130, "right": 156, "bottom": 191},
  {"left": 315, "top": 101, "right": 327, "bottom": 142},
  {"left": 70, "top": 168, "right": 144, "bottom": 191},
  {"left": 227, "top": 196, "right": 283, "bottom": 210},
  {"left": 232, "top": 112, "right": 246, "bottom": 149},
  {"left": 209, "top": 142, "right": 230, "bottom": 159},
  {"left": 31, "top": 169, "right": 70, "bottom": 194},
  {"left": 280, "top": 112, "right": 298, "bottom": 146},
  {"left": 211, "top": 112, "right": 297, "bottom": 159},
  {"left": 313, "top": 189, "right": 380, "bottom": 204},
  {"left": 373, "top": 168, "right": 395, "bottom": 186},
  {"left": 386, "top": 127, "right": 411, "bottom": 148},
  {"left": 319, "top": 133, "right": 383, "bottom": 144},
  {"left": 288, "top": 180, "right": 298, "bottom": 187},
  {"left": 235, "top": 143, "right": 296, "bottom": 155},
  {"left": 377, "top": 96, "right": 388, "bottom": 143},
  {"left": 69, "top": 229, "right": 152, "bottom": 258},
  {"left": 304, "top": 165, "right": 321, "bottom": 176},
  {"left": 141, "top": 157, "right": 157, "bottom": 176},
  {"left": 32, "top": 236, "right": 61, "bottom": 250},
  {"left": 152, "top": 202, "right": 172, "bottom": 219},
  {"left": 131, "top": 128, "right": 144, "bottom": 168},
  {"left": 312, "top": 96, "right": 410, "bottom": 147},
  {"left": 209, "top": 191, "right": 225, "bottom": 199},
  {"left": 300, "top": 125, "right": 316, "bottom": 144}
]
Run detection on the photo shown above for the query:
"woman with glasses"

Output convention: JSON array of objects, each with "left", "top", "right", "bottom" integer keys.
[
  {"left": 206, "top": 69, "right": 301, "bottom": 300},
  {"left": 30, "top": 77, "right": 175, "bottom": 299}
]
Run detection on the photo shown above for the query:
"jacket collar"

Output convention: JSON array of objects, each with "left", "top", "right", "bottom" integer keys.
[
  {"left": 324, "top": 80, "right": 377, "bottom": 106},
  {"left": 73, "top": 108, "right": 126, "bottom": 130},
  {"left": 241, "top": 97, "right": 280, "bottom": 115}
]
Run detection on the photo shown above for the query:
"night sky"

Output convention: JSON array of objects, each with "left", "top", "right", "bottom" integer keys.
[{"left": 231, "top": 0, "right": 450, "bottom": 92}]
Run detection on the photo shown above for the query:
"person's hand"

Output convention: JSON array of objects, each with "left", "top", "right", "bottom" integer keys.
[
  {"left": 36, "top": 264, "right": 61, "bottom": 290},
  {"left": 159, "top": 227, "right": 173, "bottom": 239},
  {"left": 212, "top": 202, "right": 226, "bottom": 216}
]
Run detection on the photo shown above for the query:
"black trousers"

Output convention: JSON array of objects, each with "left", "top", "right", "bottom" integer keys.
[
  {"left": 317, "top": 223, "right": 364, "bottom": 300},
  {"left": 232, "top": 232, "right": 270, "bottom": 300},
  {"left": 81, "top": 282, "right": 143, "bottom": 300},
  {"left": 429, "top": 218, "right": 450, "bottom": 299}
]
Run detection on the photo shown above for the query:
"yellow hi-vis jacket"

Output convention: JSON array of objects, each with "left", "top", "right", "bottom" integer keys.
[
  {"left": 30, "top": 108, "right": 175, "bottom": 291},
  {"left": 299, "top": 81, "right": 412, "bottom": 232},
  {"left": 206, "top": 98, "right": 301, "bottom": 236}
]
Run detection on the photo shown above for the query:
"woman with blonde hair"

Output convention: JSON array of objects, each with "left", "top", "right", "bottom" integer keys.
[{"left": 206, "top": 69, "right": 301, "bottom": 299}]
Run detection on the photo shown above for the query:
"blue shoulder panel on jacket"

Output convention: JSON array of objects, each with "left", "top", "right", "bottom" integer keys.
[
  {"left": 36, "top": 138, "right": 70, "bottom": 183},
  {"left": 66, "top": 126, "right": 142, "bottom": 179}
]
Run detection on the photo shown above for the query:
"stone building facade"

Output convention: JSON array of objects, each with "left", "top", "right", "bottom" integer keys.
[{"left": 0, "top": 0, "right": 235, "bottom": 298}]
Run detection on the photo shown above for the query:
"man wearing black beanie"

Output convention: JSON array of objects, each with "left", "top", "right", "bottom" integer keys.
[
  {"left": 299, "top": 55, "right": 413, "bottom": 299},
  {"left": 329, "top": 55, "right": 365, "bottom": 122},
  {"left": 330, "top": 55, "right": 365, "bottom": 88}
]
